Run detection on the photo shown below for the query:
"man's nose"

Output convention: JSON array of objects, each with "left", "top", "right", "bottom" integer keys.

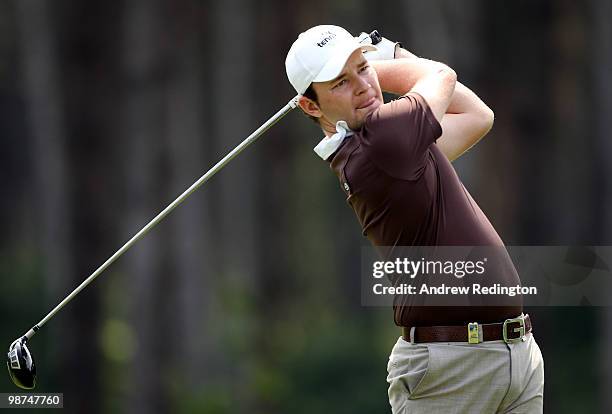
[{"left": 354, "top": 75, "right": 370, "bottom": 95}]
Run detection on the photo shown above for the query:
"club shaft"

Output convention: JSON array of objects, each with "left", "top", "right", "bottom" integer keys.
[{"left": 24, "top": 96, "right": 299, "bottom": 340}]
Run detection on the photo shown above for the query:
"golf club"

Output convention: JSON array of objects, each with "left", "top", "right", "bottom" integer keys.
[{"left": 7, "top": 96, "right": 299, "bottom": 389}]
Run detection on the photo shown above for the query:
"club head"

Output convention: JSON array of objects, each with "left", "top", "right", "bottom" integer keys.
[{"left": 6, "top": 337, "right": 36, "bottom": 389}]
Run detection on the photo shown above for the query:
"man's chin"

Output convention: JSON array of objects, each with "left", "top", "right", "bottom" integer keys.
[
  {"left": 353, "top": 100, "right": 381, "bottom": 127},
  {"left": 357, "top": 97, "right": 379, "bottom": 112}
]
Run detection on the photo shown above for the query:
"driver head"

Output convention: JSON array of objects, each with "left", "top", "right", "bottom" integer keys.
[{"left": 6, "top": 337, "right": 36, "bottom": 389}]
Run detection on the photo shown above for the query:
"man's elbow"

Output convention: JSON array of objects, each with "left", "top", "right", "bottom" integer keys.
[
  {"left": 437, "top": 65, "right": 457, "bottom": 91},
  {"left": 478, "top": 105, "right": 495, "bottom": 137}
]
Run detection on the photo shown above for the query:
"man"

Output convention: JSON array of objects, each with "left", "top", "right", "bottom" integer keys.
[{"left": 285, "top": 25, "right": 544, "bottom": 413}]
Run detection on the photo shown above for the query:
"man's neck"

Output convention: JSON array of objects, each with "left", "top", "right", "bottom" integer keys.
[{"left": 320, "top": 117, "right": 336, "bottom": 137}]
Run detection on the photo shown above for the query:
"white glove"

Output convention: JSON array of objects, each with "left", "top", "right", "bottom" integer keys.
[{"left": 356, "top": 30, "right": 400, "bottom": 61}]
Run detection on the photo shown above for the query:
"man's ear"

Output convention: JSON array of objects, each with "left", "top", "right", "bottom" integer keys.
[{"left": 298, "top": 95, "right": 322, "bottom": 119}]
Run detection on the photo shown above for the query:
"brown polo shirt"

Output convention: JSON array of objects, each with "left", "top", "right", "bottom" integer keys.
[{"left": 326, "top": 92, "right": 522, "bottom": 327}]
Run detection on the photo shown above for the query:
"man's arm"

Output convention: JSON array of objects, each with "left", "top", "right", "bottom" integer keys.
[
  {"left": 371, "top": 56, "right": 456, "bottom": 122},
  {"left": 436, "top": 82, "right": 495, "bottom": 161},
  {"left": 373, "top": 48, "right": 494, "bottom": 162}
]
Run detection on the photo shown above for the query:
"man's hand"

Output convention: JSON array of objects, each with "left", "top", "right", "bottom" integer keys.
[{"left": 356, "top": 31, "right": 400, "bottom": 61}]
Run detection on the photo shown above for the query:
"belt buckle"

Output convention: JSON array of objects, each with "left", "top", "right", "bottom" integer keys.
[
  {"left": 467, "top": 322, "right": 480, "bottom": 344},
  {"left": 503, "top": 316, "right": 526, "bottom": 343}
]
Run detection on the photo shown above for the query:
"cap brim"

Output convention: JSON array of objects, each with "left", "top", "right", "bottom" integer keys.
[{"left": 312, "top": 41, "right": 377, "bottom": 84}]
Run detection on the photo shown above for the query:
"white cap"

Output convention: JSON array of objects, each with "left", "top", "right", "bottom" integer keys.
[{"left": 285, "top": 25, "right": 377, "bottom": 95}]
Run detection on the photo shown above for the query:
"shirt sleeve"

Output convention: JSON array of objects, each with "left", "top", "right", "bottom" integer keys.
[{"left": 361, "top": 92, "right": 443, "bottom": 180}]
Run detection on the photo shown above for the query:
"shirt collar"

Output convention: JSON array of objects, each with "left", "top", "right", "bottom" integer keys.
[{"left": 313, "top": 120, "right": 354, "bottom": 160}]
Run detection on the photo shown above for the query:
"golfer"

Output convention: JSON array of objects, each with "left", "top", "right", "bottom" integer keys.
[{"left": 286, "top": 25, "right": 544, "bottom": 413}]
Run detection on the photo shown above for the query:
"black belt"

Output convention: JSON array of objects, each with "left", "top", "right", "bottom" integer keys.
[{"left": 402, "top": 314, "right": 532, "bottom": 344}]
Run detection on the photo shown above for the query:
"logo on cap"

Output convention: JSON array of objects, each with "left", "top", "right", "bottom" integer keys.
[{"left": 316, "top": 31, "right": 337, "bottom": 47}]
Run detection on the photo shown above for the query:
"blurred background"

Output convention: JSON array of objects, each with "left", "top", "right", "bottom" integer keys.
[{"left": 1, "top": 0, "right": 611, "bottom": 412}]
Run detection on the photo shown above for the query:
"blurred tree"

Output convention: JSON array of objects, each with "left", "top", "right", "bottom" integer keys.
[
  {"left": 163, "top": 0, "right": 217, "bottom": 398},
  {"left": 16, "top": 1, "right": 71, "bottom": 306},
  {"left": 209, "top": 0, "right": 260, "bottom": 410},
  {"left": 16, "top": 0, "right": 85, "bottom": 405},
  {"left": 590, "top": 0, "right": 612, "bottom": 411},
  {"left": 122, "top": 0, "right": 168, "bottom": 412}
]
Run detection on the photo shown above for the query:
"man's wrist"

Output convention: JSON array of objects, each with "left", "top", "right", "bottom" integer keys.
[{"left": 395, "top": 47, "right": 418, "bottom": 59}]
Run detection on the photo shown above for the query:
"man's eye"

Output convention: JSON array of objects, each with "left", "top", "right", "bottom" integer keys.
[
  {"left": 333, "top": 79, "right": 347, "bottom": 89},
  {"left": 360, "top": 65, "right": 369, "bottom": 72}
]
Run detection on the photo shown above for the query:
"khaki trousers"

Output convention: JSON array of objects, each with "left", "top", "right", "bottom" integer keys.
[{"left": 387, "top": 332, "right": 544, "bottom": 413}]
